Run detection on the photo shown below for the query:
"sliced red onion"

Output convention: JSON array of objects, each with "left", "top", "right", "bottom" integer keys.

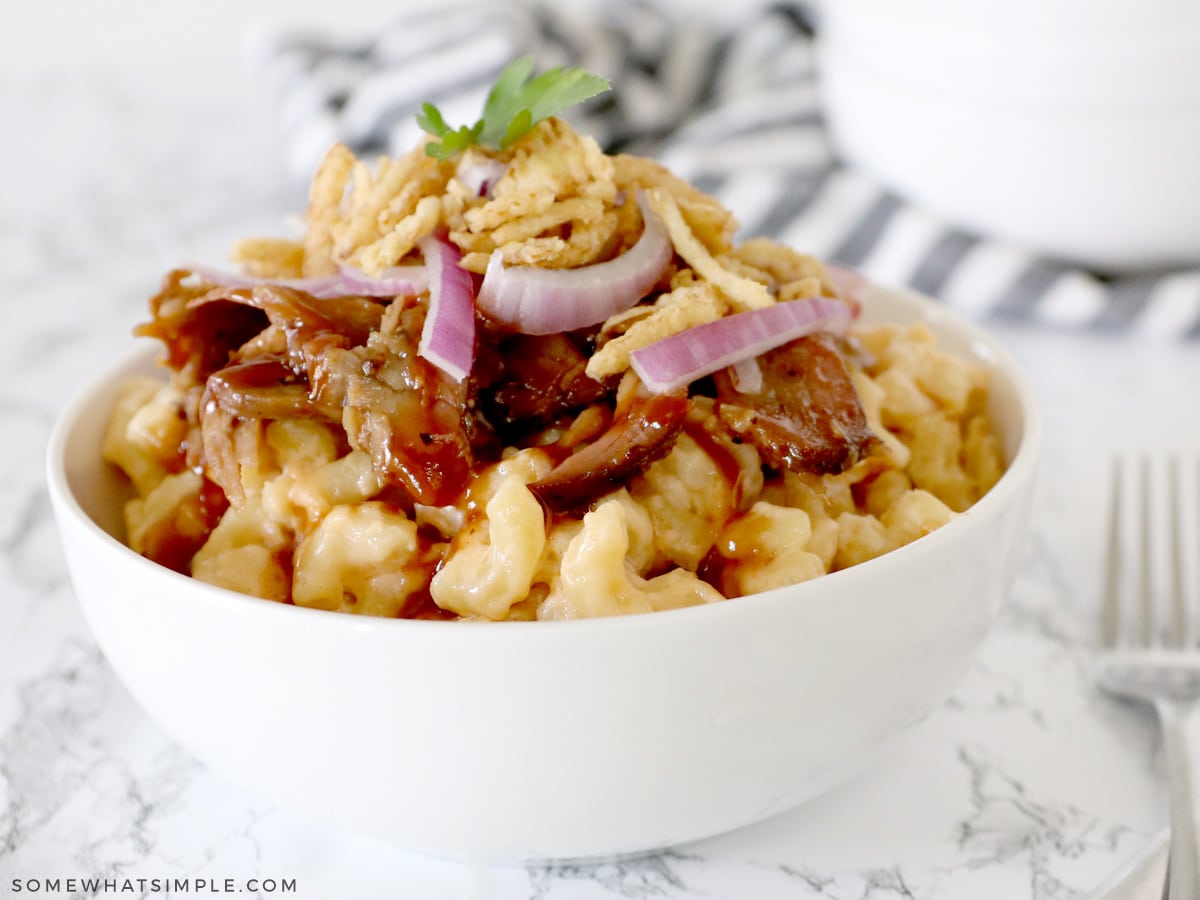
[
  {"left": 187, "top": 263, "right": 427, "bottom": 300},
  {"left": 337, "top": 263, "right": 428, "bottom": 297},
  {"left": 825, "top": 262, "right": 868, "bottom": 310},
  {"left": 475, "top": 190, "right": 672, "bottom": 335},
  {"left": 417, "top": 235, "right": 476, "bottom": 382},
  {"left": 629, "top": 297, "right": 854, "bottom": 394},
  {"left": 728, "top": 357, "right": 763, "bottom": 394},
  {"left": 187, "top": 265, "right": 343, "bottom": 297},
  {"left": 457, "top": 158, "right": 508, "bottom": 198}
]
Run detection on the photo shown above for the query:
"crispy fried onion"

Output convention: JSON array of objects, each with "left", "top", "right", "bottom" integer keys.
[
  {"left": 645, "top": 188, "right": 774, "bottom": 312},
  {"left": 446, "top": 118, "right": 620, "bottom": 273},
  {"left": 300, "top": 143, "right": 455, "bottom": 278}
]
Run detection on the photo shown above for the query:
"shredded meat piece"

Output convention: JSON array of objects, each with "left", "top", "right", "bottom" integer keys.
[
  {"left": 195, "top": 284, "right": 383, "bottom": 407},
  {"left": 199, "top": 290, "right": 379, "bottom": 497},
  {"left": 341, "top": 303, "right": 477, "bottom": 506},
  {"left": 136, "top": 272, "right": 270, "bottom": 381},
  {"left": 138, "top": 274, "right": 386, "bottom": 402},
  {"left": 713, "top": 333, "right": 878, "bottom": 475},
  {"left": 478, "top": 333, "right": 607, "bottom": 432},
  {"left": 221, "top": 285, "right": 381, "bottom": 366},
  {"left": 205, "top": 358, "right": 326, "bottom": 421},
  {"left": 144, "top": 278, "right": 482, "bottom": 507},
  {"left": 199, "top": 359, "right": 313, "bottom": 506},
  {"left": 179, "top": 383, "right": 207, "bottom": 471},
  {"left": 530, "top": 393, "right": 690, "bottom": 511},
  {"left": 198, "top": 383, "right": 268, "bottom": 507}
]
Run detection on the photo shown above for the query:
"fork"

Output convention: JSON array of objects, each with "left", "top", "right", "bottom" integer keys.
[{"left": 1096, "top": 456, "right": 1200, "bottom": 898}]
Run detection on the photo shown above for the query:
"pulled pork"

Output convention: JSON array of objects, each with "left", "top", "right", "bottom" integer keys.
[
  {"left": 139, "top": 271, "right": 878, "bottom": 520},
  {"left": 713, "top": 333, "right": 879, "bottom": 475}
]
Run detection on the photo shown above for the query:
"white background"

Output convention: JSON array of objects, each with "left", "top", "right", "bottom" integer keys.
[{"left": 1, "top": 0, "right": 756, "bottom": 74}]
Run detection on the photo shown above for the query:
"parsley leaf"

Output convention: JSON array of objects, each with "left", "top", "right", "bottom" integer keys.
[
  {"left": 418, "top": 57, "right": 610, "bottom": 160},
  {"left": 415, "top": 102, "right": 451, "bottom": 138}
]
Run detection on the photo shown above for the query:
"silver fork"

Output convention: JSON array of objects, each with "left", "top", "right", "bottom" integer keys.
[{"left": 1096, "top": 456, "right": 1200, "bottom": 898}]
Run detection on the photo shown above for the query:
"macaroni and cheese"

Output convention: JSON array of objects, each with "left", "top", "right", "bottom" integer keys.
[{"left": 103, "top": 115, "right": 1005, "bottom": 621}]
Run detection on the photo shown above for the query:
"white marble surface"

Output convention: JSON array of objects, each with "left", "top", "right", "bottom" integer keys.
[{"left": 2, "top": 63, "right": 1197, "bottom": 899}]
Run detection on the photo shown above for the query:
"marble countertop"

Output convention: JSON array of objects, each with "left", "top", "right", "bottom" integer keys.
[{"left": 3, "top": 64, "right": 1197, "bottom": 900}]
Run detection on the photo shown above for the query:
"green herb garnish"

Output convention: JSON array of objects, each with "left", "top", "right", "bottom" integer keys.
[{"left": 417, "top": 57, "right": 611, "bottom": 161}]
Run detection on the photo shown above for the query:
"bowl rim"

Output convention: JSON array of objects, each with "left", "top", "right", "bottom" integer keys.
[{"left": 45, "top": 281, "right": 1041, "bottom": 636}]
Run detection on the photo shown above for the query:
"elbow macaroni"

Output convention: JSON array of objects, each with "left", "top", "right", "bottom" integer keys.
[
  {"left": 292, "top": 503, "right": 430, "bottom": 617},
  {"left": 537, "top": 499, "right": 724, "bottom": 619},
  {"left": 430, "top": 474, "right": 547, "bottom": 620},
  {"left": 630, "top": 431, "right": 753, "bottom": 572}
]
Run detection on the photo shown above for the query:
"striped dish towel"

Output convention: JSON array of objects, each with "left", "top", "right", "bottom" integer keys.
[{"left": 249, "top": 0, "right": 1200, "bottom": 338}]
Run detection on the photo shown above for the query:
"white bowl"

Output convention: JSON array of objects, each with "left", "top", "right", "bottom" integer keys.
[
  {"left": 818, "top": 0, "right": 1200, "bottom": 270},
  {"left": 46, "top": 283, "right": 1040, "bottom": 863}
]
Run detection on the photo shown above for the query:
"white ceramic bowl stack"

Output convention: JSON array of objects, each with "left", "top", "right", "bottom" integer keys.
[
  {"left": 818, "top": 0, "right": 1200, "bottom": 270},
  {"left": 47, "top": 285, "right": 1040, "bottom": 862}
]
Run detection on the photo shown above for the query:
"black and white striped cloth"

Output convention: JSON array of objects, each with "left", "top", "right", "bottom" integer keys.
[{"left": 249, "top": 0, "right": 1200, "bottom": 338}]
